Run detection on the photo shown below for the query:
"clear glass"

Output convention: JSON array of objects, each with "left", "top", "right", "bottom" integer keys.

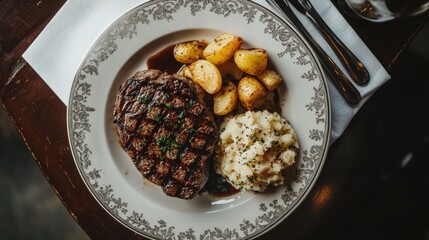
[{"left": 338, "top": 0, "right": 429, "bottom": 22}]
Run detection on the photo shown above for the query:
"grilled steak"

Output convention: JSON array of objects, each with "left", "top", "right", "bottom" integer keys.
[{"left": 113, "top": 69, "right": 218, "bottom": 199}]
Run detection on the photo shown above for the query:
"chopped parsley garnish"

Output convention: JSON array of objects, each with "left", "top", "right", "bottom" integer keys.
[
  {"left": 161, "top": 146, "right": 169, "bottom": 153},
  {"left": 188, "top": 99, "right": 195, "bottom": 107},
  {"left": 171, "top": 141, "right": 180, "bottom": 148},
  {"left": 156, "top": 135, "right": 179, "bottom": 154},
  {"left": 186, "top": 128, "right": 197, "bottom": 134},
  {"left": 178, "top": 111, "right": 186, "bottom": 120},
  {"left": 140, "top": 95, "right": 149, "bottom": 103},
  {"left": 165, "top": 103, "right": 173, "bottom": 109},
  {"left": 156, "top": 136, "right": 170, "bottom": 146},
  {"left": 155, "top": 113, "right": 163, "bottom": 122}
]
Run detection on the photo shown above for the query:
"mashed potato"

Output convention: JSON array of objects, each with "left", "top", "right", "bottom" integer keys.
[{"left": 215, "top": 110, "right": 299, "bottom": 191}]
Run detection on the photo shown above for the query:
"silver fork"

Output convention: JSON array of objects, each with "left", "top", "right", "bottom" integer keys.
[
  {"left": 288, "top": 0, "right": 370, "bottom": 85},
  {"left": 267, "top": 0, "right": 361, "bottom": 105}
]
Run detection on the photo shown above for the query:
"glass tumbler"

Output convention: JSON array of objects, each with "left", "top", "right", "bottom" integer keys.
[{"left": 338, "top": 0, "right": 429, "bottom": 22}]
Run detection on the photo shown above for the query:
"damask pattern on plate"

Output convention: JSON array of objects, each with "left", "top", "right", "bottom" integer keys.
[{"left": 68, "top": 0, "right": 331, "bottom": 239}]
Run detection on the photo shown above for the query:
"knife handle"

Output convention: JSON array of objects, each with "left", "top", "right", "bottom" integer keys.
[
  {"left": 306, "top": 7, "right": 369, "bottom": 85},
  {"left": 314, "top": 42, "right": 362, "bottom": 105}
]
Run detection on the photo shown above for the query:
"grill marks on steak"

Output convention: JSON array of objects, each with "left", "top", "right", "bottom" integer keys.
[{"left": 113, "top": 69, "right": 218, "bottom": 199}]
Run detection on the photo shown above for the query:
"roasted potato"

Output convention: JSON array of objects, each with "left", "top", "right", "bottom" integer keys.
[
  {"left": 177, "top": 65, "right": 193, "bottom": 79},
  {"left": 234, "top": 48, "right": 268, "bottom": 75},
  {"left": 256, "top": 69, "right": 283, "bottom": 91},
  {"left": 189, "top": 59, "right": 222, "bottom": 94},
  {"left": 217, "top": 60, "right": 243, "bottom": 80},
  {"left": 237, "top": 76, "right": 267, "bottom": 110},
  {"left": 213, "top": 81, "right": 238, "bottom": 115},
  {"left": 174, "top": 40, "right": 207, "bottom": 64},
  {"left": 203, "top": 33, "right": 243, "bottom": 65}
]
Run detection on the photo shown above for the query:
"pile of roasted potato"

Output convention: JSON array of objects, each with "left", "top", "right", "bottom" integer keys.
[{"left": 175, "top": 33, "right": 283, "bottom": 115}]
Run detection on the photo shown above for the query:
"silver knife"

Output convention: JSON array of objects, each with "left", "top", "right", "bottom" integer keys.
[
  {"left": 289, "top": 0, "right": 370, "bottom": 85},
  {"left": 267, "top": 0, "right": 361, "bottom": 105}
]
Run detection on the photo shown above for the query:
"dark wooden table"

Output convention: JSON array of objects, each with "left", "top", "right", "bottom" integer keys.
[{"left": 1, "top": 1, "right": 428, "bottom": 239}]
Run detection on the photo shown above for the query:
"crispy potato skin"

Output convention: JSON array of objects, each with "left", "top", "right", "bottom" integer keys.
[
  {"left": 213, "top": 81, "right": 238, "bottom": 115},
  {"left": 174, "top": 40, "right": 207, "bottom": 64},
  {"left": 177, "top": 66, "right": 193, "bottom": 79},
  {"left": 234, "top": 48, "right": 268, "bottom": 76},
  {"left": 203, "top": 33, "right": 243, "bottom": 65},
  {"left": 189, "top": 60, "right": 222, "bottom": 94},
  {"left": 257, "top": 69, "right": 283, "bottom": 91},
  {"left": 217, "top": 61, "right": 244, "bottom": 80},
  {"left": 237, "top": 76, "right": 267, "bottom": 110}
]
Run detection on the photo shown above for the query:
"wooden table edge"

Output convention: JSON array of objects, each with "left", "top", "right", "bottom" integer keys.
[{"left": 0, "top": 1, "right": 428, "bottom": 239}]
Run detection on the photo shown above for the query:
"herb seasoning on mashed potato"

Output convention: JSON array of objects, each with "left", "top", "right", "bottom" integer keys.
[{"left": 215, "top": 110, "right": 299, "bottom": 191}]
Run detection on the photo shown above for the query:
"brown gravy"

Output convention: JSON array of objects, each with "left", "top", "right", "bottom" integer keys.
[{"left": 147, "top": 44, "right": 183, "bottom": 74}]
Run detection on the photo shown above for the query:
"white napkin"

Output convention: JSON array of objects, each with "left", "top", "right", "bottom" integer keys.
[{"left": 22, "top": 0, "right": 390, "bottom": 143}]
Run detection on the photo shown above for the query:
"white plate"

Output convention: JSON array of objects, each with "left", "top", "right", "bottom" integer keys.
[{"left": 67, "top": 0, "right": 331, "bottom": 239}]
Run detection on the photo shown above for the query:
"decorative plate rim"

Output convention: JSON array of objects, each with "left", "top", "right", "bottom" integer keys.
[{"left": 66, "top": 0, "right": 331, "bottom": 239}]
